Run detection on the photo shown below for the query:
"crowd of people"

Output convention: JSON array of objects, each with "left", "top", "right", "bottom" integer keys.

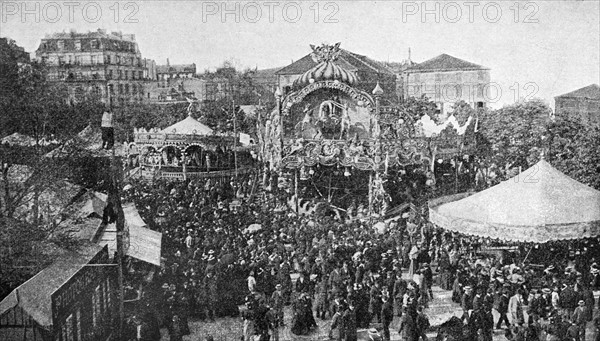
[{"left": 121, "top": 173, "right": 600, "bottom": 341}]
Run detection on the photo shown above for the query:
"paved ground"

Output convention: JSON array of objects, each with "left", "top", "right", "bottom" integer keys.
[{"left": 159, "top": 283, "right": 599, "bottom": 341}]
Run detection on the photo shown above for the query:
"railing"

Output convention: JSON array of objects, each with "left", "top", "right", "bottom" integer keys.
[{"left": 142, "top": 167, "right": 255, "bottom": 180}]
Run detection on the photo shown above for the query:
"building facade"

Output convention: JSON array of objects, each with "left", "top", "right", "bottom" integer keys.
[
  {"left": 156, "top": 60, "right": 196, "bottom": 81},
  {"left": 403, "top": 54, "right": 491, "bottom": 115},
  {"left": 35, "top": 29, "right": 151, "bottom": 106},
  {"left": 0, "top": 244, "right": 115, "bottom": 341},
  {"left": 554, "top": 84, "right": 600, "bottom": 127}
]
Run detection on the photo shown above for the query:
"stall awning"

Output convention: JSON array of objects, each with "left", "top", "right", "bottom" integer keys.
[
  {"left": 128, "top": 225, "right": 162, "bottom": 266},
  {"left": 97, "top": 203, "right": 162, "bottom": 266},
  {"left": 429, "top": 160, "right": 600, "bottom": 243}
]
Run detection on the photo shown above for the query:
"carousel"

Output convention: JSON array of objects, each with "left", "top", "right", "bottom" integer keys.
[
  {"left": 131, "top": 105, "right": 255, "bottom": 181},
  {"left": 260, "top": 43, "right": 478, "bottom": 220}
]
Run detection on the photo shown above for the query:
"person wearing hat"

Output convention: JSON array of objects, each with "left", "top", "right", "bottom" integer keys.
[
  {"left": 508, "top": 288, "right": 525, "bottom": 326},
  {"left": 560, "top": 283, "right": 578, "bottom": 319},
  {"left": 342, "top": 300, "right": 358, "bottom": 341},
  {"left": 571, "top": 299, "right": 588, "bottom": 340},
  {"left": 528, "top": 288, "right": 544, "bottom": 323},
  {"left": 330, "top": 299, "right": 346, "bottom": 341},
  {"left": 270, "top": 284, "right": 285, "bottom": 327},
  {"left": 461, "top": 286, "right": 474, "bottom": 322},
  {"left": 398, "top": 306, "right": 417, "bottom": 341},
  {"left": 381, "top": 292, "right": 394, "bottom": 341}
]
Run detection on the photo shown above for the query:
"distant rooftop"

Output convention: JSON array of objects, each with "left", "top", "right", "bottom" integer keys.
[
  {"left": 157, "top": 63, "right": 197, "bottom": 74},
  {"left": 43, "top": 29, "right": 136, "bottom": 42},
  {"left": 408, "top": 53, "right": 488, "bottom": 72},
  {"left": 555, "top": 84, "right": 600, "bottom": 100}
]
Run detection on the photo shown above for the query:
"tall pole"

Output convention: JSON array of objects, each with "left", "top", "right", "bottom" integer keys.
[
  {"left": 232, "top": 99, "right": 238, "bottom": 178},
  {"left": 110, "top": 148, "right": 125, "bottom": 340}
]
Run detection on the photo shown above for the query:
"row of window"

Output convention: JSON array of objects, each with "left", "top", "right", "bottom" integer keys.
[
  {"left": 58, "top": 278, "right": 111, "bottom": 341},
  {"left": 107, "top": 69, "right": 145, "bottom": 80},
  {"left": 50, "top": 39, "right": 136, "bottom": 53},
  {"left": 109, "top": 83, "right": 145, "bottom": 96},
  {"left": 47, "top": 54, "right": 142, "bottom": 67}
]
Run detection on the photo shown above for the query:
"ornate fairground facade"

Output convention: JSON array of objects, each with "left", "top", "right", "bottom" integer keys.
[
  {"left": 260, "top": 43, "right": 478, "bottom": 219},
  {"left": 131, "top": 109, "right": 255, "bottom": 181}
]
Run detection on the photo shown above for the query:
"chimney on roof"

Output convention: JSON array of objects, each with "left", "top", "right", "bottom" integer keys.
[
  {"left": 408, "top": 48, "right": 411, "bottom": 62},
  {"left": 98, "top": 29, "right": 106, "bottom": 34},
  {"left": 167, "top": 58, "right": 170, "bottom": 66}
]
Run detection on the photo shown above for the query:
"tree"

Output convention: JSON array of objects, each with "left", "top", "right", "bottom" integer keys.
[
  {"left": 546, "top": 117, "right": 600, "bottom": 190},
  {"left": 477, "top": 99, "right": 551, "bottom": 182}
]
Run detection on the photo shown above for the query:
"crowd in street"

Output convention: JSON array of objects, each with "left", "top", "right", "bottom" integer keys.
[{"left": 122, "top": 175, "right": 600, "bottom": 341}]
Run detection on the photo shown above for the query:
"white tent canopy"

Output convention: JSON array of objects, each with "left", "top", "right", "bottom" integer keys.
[
  {"left": 429, "top": 160, "right": 600, "bottom": 243},
  {"left": 160, "top": 115, "right": 213, "bottom": 135}
]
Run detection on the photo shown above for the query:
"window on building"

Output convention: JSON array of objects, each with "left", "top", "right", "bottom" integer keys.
[
  {"left": 139, "top": 71, "right": 143, "bottom": 79},
  {"left": 74, "top": 40, "right": 81, "bottom": 51},
  {"left": 478, "top": 70, "right": 486, "bottom": 81},
  {"left": 124, "top": 70, "right": 129, "bottom": 80},
  {"left": 91, "top": 39, "right": 98, "bottom": 49},
  {"left": 75, "top": 308, "right": 82, "bottom": 341},
  {"left": 131, "top": 84, "right": 136, "bottom": 94},
  {"left": 92, "top": 285, "right": 101, "bottom": 327},
  {"left": 57, "top": 40, "right": 64, "bottom": 50},
  {"left": 118, "top": 70, "right": 122, "bottom": 80},
  {"left": 65, "top": 313, "right": 74, "bottom": 341},
  {"left": 118, "top": 84, "right": 123, "bottom": 94},
  {"left": 125, "top": 84, "right": 129, "bottom": 94}
]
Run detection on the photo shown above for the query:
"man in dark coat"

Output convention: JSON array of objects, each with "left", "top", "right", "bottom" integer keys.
[
  {"left": 381, "top": 293, "right": 394, "bottom": 341},
  {"left": 394, "top": 274, "right": 408, "bottom": 317},
  {"left": 398, "top": 307, "right": 418, "bottom": 341},
  {"left": 571, "top": 299, "right": 589, "bottom": 341},
  {"left": 495, "top": 288, "right": 510, "bottom": 329},
  {"left": 342, "top": 301, "right": 358, "bottom": 341},
  {"left": 461, "top": 285, "right": 474, "bottom": 322},
  {"left": 369, "top": 281, "right": 383, "bottom": 323}
]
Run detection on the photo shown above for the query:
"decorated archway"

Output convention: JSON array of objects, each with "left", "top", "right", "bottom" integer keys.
[{"left": 259, "top": 43, "right": 477, "bottom": 219}]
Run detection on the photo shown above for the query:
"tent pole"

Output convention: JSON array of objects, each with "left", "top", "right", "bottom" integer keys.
[{"left": 522, "top": 245, "right": 534, "bottom": 265}]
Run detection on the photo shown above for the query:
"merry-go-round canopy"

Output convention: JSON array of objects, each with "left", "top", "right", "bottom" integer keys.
[
  {"left": 160, "top": 115, "right": 213, "bottom": 135},
  {"left": 429, "top": 160, "right": 600, "bottom": 243}
]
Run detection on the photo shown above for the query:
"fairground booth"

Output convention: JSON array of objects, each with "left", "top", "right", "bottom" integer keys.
[
  {"left": 131, "top": 111, "right": 255, "bottom": 181},
  {"left": 0, "top": 245, "right": 116, "bottom": 341},
  {"left": 428, "top": 160, "right": 600, "bottom": 264},
  {"left": 261, "top": 43, "right": 478, "bottom": 220}
]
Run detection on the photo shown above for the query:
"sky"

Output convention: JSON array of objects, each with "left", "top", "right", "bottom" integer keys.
[{"left": 1, "top": 0, "right": 599, "bottom": 109}]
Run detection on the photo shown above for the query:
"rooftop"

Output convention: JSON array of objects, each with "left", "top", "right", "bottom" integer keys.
[
  {"left": 0, "top": 243, "right": 105, "bottom": 327},
  {"left": 276, "top": 47, "right": 394, "bottom": 76},
  {"left": 555, "top": 84, "right": 600, "bottom": 100},
  {"left": 407, "top": 54, "right": 488, "bottom": 72},
  {"left": 157, "top": 64, "right": 197, "bottom": 74},
  {"left": 43, "top": 29, "right": 136, "bottom": 42}
]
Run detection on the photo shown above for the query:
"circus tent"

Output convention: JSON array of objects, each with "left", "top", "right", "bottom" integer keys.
[{"left": 429, "top": 160, "right": 600, "bottom": 243}]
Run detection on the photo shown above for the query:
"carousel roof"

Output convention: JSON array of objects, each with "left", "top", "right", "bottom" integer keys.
[
  {"left": 277, "top": 43, "right": 393, "bottom": 86},
  {"left": 160, "top": 115, "right": 213, "bottom": 135},
  {"left": 429, "top": 160, "right": 600, "bottom": 243}
]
